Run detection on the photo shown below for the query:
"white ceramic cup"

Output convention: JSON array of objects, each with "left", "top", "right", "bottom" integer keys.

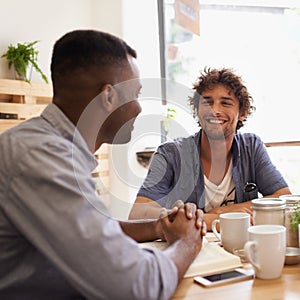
[
  {"left": 211, "top": 212, "right": 250, "bottom": 253},
  {"left": 244, "top": 225, "right": 286, "bottom": 279}
]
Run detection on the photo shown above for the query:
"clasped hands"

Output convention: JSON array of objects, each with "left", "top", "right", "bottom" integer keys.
[{"left": 158, "top": 200, "right": 207, "bottom": 244}]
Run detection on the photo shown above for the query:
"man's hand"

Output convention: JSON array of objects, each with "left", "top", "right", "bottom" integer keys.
[
  {"left": 158, "top": 200, "right": 206, "bottom": 240},
  {"left": 160, "top": 203, "right": 206, "bottom": 245},
  {"left": 208, "top": 201, "right": 252, "bottom": 215},
  {"left": 205, "top": 201, "right": 253, "bottom": 231},
  {"left": 159, "top": 205, "right": 206, "bottom": 282},
  {"left": 167, "top": 200, "right": 206, "bottom": 231}
]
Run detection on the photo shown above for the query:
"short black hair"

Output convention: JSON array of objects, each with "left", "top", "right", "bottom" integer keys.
[{"left": 50, "top": 29, "right": 137, "bottom": 86}]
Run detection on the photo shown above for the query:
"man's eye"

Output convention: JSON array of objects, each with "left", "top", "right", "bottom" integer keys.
[
  {"left": 200, "top": 100, "right": 211, "bottom": 106},
  {"left": 223, "top": 101, "right": 233, "bottom": 106}
]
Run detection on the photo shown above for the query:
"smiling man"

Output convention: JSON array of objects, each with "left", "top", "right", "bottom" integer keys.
[{"left": 130, "top": 67, "right": 291, "bottom": 230}]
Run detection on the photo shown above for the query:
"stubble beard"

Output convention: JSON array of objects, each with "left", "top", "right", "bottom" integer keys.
[{"left": 202, "top": 123, "right": 237, "bottom": 142}]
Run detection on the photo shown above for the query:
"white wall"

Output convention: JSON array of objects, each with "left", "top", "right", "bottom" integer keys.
[
  {"left": 0, "top": 0, "right": 162, "bottom": 219},
  {"left": 0, "top": 0, "right": 95, "bottom": 82},
  {"left": 91, "top": 0, "right": 123, "bottom": 37},
  {"left": 105, "top": 0, "right": 163, "bottom": 219},
  {"left": 0, "top": 0, "right": 160, "bottom": 81}
]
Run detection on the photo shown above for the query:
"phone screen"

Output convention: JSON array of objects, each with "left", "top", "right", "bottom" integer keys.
[
  {"left": 194, "top": 268, "right": 254, "bottom": 287},
  {"left": 203, "top": 270, "right": 244, "bottom": 282}
]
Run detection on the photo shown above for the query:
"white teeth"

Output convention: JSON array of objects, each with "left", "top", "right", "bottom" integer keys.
[{"left": 208, "top": 119, "right": 223, "bottom": 124}]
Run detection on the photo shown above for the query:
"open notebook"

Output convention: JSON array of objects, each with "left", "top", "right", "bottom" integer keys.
[{"left": 139, "top": 236, "right": 242, "bottom": 278}]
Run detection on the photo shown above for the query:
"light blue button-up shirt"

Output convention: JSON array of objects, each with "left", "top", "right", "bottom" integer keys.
[{"left": 0, "top": 103, "right": 177, "bottom": 300}]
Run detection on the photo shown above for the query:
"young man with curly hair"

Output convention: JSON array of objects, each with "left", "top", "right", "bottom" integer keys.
[{"left": 130, "top": 68, "right": 291, "bottom": 229}]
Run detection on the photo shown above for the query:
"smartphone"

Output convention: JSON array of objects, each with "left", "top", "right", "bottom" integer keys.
[{"left": 194, "top": 268, "right": 254, "bottom": 287}]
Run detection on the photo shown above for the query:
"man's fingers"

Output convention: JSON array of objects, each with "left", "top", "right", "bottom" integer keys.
[
  {"left": 172, "top": 200, "right": 184, "bottom": 209},
  {"left": 202, "top": 220, "right": 207, "bottom": 236},
  {"left": 195, "top": 209, "right": 204, "bottom": 229},
  {"left": 167, "top": 207, "right": 179, "bottom": 222},
  {"left": 184, "top": 203, "right": 197, "bottom": 219},
  {"left": 159, "top": 208, "right": 168, "bottom": 219}
]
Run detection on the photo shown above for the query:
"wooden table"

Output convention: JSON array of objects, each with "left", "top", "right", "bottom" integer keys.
[{"left": 171, "top": 263, "right": 300, "bottom": 299}]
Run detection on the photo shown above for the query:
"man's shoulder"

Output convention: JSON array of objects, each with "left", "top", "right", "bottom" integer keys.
[
  {"left": 0, "top": 117, "right": 72, "bottom": 162},
  {"left": 234, "top": 132, "right": 265, "bottom": 154},
  {"left": 235, "top": 132, "right": 263, "bottom": 143}
]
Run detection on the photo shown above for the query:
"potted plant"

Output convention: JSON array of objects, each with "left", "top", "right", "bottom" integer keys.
[
  {"left": 290, "top": 204, "right": 300, "bottom": 231},
  {"left": 161, "top": 106, "right": 177, "bottom": 142},
  {"left": 1, "top": 40, "right": 48, "bottom": 83}
]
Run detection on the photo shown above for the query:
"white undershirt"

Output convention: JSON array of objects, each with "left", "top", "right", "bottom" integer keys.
[{"left": 204, "top": 159, "right": 235, "bottom": 212}]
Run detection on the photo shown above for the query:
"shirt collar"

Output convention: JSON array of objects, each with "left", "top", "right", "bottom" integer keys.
[
  {"left": 196, "top": 129, "right": 241, "bottom": 157},
  {"left": 41, "top": 103, "right": 98, "bottom": 171},
  {"left": 232, "top": 133, "right": 241, "bottom": 158}
]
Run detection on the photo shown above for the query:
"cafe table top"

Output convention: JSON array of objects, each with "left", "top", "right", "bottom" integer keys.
[
  {"left": 171, "top": 233, "right": 300, "bottom": 300},
  {"left": 171, "top": 264, "right": 300, "bottom": 299}
]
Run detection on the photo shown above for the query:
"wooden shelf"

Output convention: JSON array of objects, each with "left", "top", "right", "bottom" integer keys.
[
  {"left": 265, "top": 141, "right": 300, "bottom": 147},
  {"left": 0, "top": 79, "right": 52, "bottom": 133},
  {"left": 0, "top": 78, "right": 52, "bottom": 103}
]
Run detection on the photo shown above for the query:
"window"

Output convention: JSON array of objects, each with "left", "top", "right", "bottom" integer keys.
[{"left": 161, "top": 0, "right": 300, "bottom": 193}]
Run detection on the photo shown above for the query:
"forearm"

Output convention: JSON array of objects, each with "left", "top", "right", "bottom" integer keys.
[
  {"left": 159, "top": 207, "right": 205, "bottom": 283},
  {"left": 203, "top": 213, "right": 219, "bottom": 231},
  {"left": 263, "top": 187, "right": 291, "bottom": 198},
  {"left": 163, "top": 239, "right": 202, "bottom": 283},
  {"left": 205, "top": 201, "right": 253, "bottom": 231},
  {"left": 119, "top": 219, "right": 163, "bottom": 242},
  {"left": 128, "top": 196, "right": 162, "bottom": 220}
]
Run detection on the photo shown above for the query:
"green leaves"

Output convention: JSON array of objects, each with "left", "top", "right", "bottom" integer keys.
[
  {"left": 290, "top": 205, "right": 300, "bottom": 230},
  {"left": 1, "top": 40, "right": 48, "bottom": 84}
]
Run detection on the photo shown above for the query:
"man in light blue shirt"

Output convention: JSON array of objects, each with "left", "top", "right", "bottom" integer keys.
[{"left": 0, "top": 30, "right": 206, "bottom": 299}]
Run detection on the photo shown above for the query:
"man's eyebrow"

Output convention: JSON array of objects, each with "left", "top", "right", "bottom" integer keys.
[
  {"left": 200, "top": 96, "right": 235, "bottom": 101},
  {"left": 221, "top": 96, "right": 234, "bottom": 101}
]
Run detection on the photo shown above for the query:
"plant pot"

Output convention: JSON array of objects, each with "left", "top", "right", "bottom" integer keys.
[{"left": 13, "top": 63, "right": 33, "bottom": 82}]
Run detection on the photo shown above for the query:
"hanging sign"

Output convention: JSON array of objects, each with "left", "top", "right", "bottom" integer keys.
[{"left": 174, "top": 0, "right": 200, "bottom": 35}]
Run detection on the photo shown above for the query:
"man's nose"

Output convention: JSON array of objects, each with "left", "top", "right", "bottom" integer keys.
[{"left": 210, "top": 102, "right": 221, "bottom": 114}]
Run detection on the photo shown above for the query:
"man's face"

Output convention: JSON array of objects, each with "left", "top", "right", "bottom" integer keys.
[
  {"left": 198, "top": 84, "right": 243, "bottom": 140},
  {"left": 101, "top": 57, "right": 142, "bottom": 145}
]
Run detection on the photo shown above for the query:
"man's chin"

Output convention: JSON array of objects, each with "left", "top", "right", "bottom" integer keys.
[{"left": 203, "top": 128, "right": 226, "bottom": 140}]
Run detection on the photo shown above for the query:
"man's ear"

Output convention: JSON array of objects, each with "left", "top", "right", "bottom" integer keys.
[
  {"left": 238, "top": 113, "right": 246, "bottom": 122},
  {"left": 100, "top": 84, "right": 117, "bottom": 112}
]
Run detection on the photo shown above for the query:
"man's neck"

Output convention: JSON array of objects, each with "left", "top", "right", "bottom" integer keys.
[
  {"left": 200, "top": 131, "right": 234, "bottom": 185},
  {"left": 200, "top": 131, "right": 233, "bottom": 159}
]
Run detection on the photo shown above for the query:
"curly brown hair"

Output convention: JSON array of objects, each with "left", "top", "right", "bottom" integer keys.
[{"left": 189, "top": 67, "right": 255, "bottom": 130}]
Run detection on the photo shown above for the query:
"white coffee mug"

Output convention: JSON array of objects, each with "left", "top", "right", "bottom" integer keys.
[
  {"left": 212, "top": 212, "right": 250, "bottom": 253},
  {"left": 244, "top": 225, "right": 286, "bottom": 279}
]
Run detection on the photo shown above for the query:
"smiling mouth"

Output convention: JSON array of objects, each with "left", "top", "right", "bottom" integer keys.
[{"left": 207, "top": 119, "right": 226, "bottom": 124}]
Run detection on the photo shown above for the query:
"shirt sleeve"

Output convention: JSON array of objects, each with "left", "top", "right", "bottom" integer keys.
[
  {"left": 252, "top": 135, "right": 288, "bottom": 195},
  {"left": 137, "top": 144, "right": 176, "bottom": 207},
  {"left": 4, "top": 141, "right": 178, "bottom": 300}
]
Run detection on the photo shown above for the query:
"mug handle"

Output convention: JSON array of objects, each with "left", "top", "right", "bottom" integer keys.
[
  {"left": 211, "top": 219, "right": 221, "bottom": 241},
  {"left": 244, "top": 241, "right": 261, "bottom": 272}
]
